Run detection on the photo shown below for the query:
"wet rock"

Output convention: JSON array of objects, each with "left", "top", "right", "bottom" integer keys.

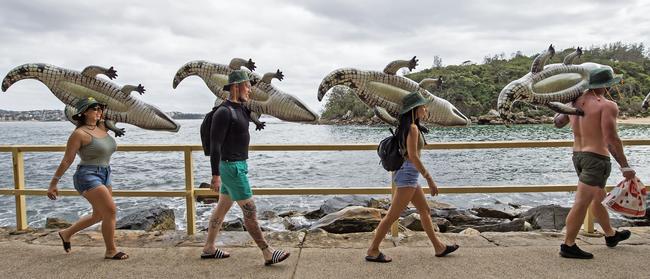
[
  {"left": 472, "top": 204, "right": 520, "bottom": 219},
  {"left": 471, "top": 218, "right": 526, "bottom": 232},
  {"left": 459, "top": 228, "right": 480, "bottom": 235},
  {"left": 306, "top": 196, "right": 374, "bottom": 219},
  {"left": 278, "top": 210, "right": 302, "bottom": 218},
  {"left": 260, "top": 217, "right": 286, "bottom": 232},
  {"left": 259, "top": 210, "right": 278, "bottom": 220},
  {"left": 367, "top": 198, "right": 391, "bottom": 210},
  {"left": 196, "top": 183, "right": 218, "bottom": 204},
  {"left": 399, "top": 213, "right": 450, "bottom": 232},
  {"left": 45, "top": 217, "right": 72, "bottom": 229},
  {"left": 116, "top": 207, "right": 176, "bottom": 231},
  {"left": 222, "top": 218, "right": 244, "bottom": 231},
  {"left": 428, "top": 200, "right": 455, "bottom": 209},
  {"left": 431, "top": 208, "right": 481, "bottom": 225},
  {"left": 522, "top": 205, "right": 570, "bottom": 230},
  {"left": 283, "top": 216, "right": 312, "bottom": 231},
  {"left": 310, "top": 206, "right": 385, "bottom": 234}
]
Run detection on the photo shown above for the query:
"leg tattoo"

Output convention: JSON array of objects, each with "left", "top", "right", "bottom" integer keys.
[
  {"left": 241, "top": 201, "right": 268, "bottom": 250},
  {"left": 209, "top": 216, "right": 223, "bottom": 230}
]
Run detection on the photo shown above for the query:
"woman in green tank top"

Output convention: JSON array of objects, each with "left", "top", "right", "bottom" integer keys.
[{"left": 46, "top": 97, "right": 128, "bottom": 260}]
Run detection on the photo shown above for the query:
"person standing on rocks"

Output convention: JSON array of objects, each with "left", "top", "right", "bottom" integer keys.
[
  {"left": 554, "top": 68, "right": 635, "bottom": 259},
  {"left": 201, "top": 70, "right": 290, "bottom": 265},
  {"left": 366, "top": 92, "right": 459, "bottom": 263},
  {"left": 47, "top": 97, "right": 128, "bottom": 260}
]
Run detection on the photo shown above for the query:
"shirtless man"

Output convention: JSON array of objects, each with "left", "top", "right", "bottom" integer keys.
[{"left": 554, "top": 67, "right": 636, "bottom": 259}]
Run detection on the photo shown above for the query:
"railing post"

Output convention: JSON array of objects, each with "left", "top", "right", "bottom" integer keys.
[
  {"left": 12, "top": 148, "right": 28, "bottom": 231},
  {"left": 390, "top": 172, "right": 399, "bottom": 238},
  {"left": 582, "top": 208, "right": 595, "bottom": 235},
  {"left": 184, "top": 147, "right": 196, "bottom": 235}
]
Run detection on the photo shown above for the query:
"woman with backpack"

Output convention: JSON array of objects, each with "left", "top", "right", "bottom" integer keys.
[{"left": 366, "top": 92, "right": 459, "bottom": 263}]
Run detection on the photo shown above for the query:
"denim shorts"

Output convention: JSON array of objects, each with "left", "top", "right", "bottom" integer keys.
[
  {"left": 392, "top": 160, "right": 421, "bottom": 188},
  {"left": 73, "top": 165, "right": 112, "bottom": 194}
]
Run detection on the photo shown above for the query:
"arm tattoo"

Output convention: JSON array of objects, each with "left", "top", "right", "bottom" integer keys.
[
  {"left": 240, "top": 201, "right": 268, "bottom": 250},
  {"left": 607, "top": 143, "right": 629, "bottom": 167}
]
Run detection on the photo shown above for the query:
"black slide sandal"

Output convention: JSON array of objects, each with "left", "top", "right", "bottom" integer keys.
[
  {"left": 365, "top": 252, "right": 392, "bottom": 263},
  {"left": 435, "top": 244, "right": 459, "bottom": 257},
  {"left": 58, "top": 232, "right": 71, "bottom": 253}
]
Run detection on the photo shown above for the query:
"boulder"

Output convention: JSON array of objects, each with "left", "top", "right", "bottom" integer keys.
[
  {"left": 283, "top": 216, "right": 312, "bottom": 231},
  {"left": 116, "top": 207, "right": 176, "bottom": 231},
  {"left": 471, "top": 218, "right": 526, "bottom": 232},
  {"left": 472, "top": 204, "right": 520, "bottom": 219},
  {"left": 459, "top": 228, "right": 480, "bottom": 235},
  {"left": 222, "top": 218, "right": 244, "bottom": 231},
  {"left": 431, "top": 208, "right": 482, "bottom": 225},
  {"left": 196, "top": 183, "right": 218, "bottom": 204},
  {"left": 310, "top": 206, "right": 386, "bottom": 234},
  {"left": 399, "top": 213, "right": 451, "bottom": 232},
  {"left": 259, "top": 210, "right": 278, "bottom": 220},
  {"left": 367, "top": 198, "right": 391, "bottom": 210},
  {"left": 305, "top": 196, "right": 374, "bottom": 219},
  {"left": 278, "top": 210, "right": 302, "bottom": 218},
  {"left": 521, "top": 205, "right": 570, "bottom": 230},
  {"left": 45, "top": 217, "right": 71, "bottom": 229}
]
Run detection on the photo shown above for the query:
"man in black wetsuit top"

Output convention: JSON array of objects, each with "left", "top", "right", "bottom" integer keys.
[{"left": 200, "top": 70, "right": 290, "bottom": 266}]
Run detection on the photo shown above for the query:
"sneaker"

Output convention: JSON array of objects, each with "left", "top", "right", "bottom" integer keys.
[
  {"left": 559, "top": 244, "right": 593, "bottom": 259},
  {"left": 605, "top": 230, "right": 631, "bottom": 248}
]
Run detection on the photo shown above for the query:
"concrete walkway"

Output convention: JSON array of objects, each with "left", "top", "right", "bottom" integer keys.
[{"left": 1, "top": 227, "right": 649, "bottom": 278}]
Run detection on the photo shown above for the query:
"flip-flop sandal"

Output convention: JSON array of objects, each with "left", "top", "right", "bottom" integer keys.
[
  {"left": 200, "top": 249, "right": 230, "bottom": 259},
  {"left": 435, "top": 244, "right": 459, "bottom": 257},
  {"left": 365, "top": 252, "right": 392, "bottom": 263},
  {"left": 58, "top": 232, "right": 71, "bottom": 253},
  {"left": 264, "top": 250, "right": 290, "bottom": 266},
  {"left": 105, "top": 252, "right": 129, "bottom": 260}
]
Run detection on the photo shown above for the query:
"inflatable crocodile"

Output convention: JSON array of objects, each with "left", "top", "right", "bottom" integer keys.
[
  {"left": 173, "top": 58, "right": 318, "bottom": 125},
  {"left": 497, "top": 45, "right": 622, "bottom": 124},
  {"left": 2, "top": 63, "right": 179, "bottom": 136},
  {"left": 317, "top": 56, "right": 469, "bottom": 126}
]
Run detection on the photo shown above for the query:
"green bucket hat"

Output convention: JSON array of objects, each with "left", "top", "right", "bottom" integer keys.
[
  {"left": 588, "top": 68, "right": 622, "bottom": 89},
  {"left": 223, "top": 70, "right": 256, "bottom": 91},
  {"left": 72, "top": 97, "right": 106, "bottom": 120},
  {"left": 400, "top": 92, "right": 433, "bottom": 115}
]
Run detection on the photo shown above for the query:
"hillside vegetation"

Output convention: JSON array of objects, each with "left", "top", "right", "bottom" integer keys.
[{"left": 322, "top": 42, "right": 650, "bottom": 120}]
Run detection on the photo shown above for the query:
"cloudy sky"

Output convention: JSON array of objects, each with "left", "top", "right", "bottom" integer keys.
[{"left": 1, "top": 0, "right": 648, "bottom": 113}]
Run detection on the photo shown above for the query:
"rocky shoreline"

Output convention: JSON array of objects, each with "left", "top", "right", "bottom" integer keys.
[
  {"left": 318, "top": 110, "right": 555, "bottom": 126},
  {"left": 318, "top": 110, "right": 650, "bottom": 126},
  {"left": 43, "top": 195, "right": 650, "bottom": 235}
]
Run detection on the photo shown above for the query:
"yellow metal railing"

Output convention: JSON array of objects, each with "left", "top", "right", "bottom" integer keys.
[{"left": 1, "top": 140, "right": 649, "bottom": 235}]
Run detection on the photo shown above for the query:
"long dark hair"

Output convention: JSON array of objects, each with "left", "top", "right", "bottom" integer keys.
[{"left": 395, "top": 108, "right": 429, "bottom": 152}]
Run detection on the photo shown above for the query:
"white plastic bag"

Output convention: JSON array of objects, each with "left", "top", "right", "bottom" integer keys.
[{"left": 603, "top": 177, "right": 647, "bottom": 217}]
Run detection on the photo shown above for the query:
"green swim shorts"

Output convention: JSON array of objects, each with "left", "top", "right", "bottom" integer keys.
[
  {"left": 572, "top": 151, "right": 611, "bottom": 188},
  {"left": 219, "top": 160, "right": 253, "bottom": 201}
]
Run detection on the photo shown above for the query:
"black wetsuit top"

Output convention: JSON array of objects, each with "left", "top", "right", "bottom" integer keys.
[{"left": 210, "top": 100, "right": 250, "bottom": 176}]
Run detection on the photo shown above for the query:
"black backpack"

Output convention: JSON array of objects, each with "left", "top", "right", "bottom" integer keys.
[
  {"left": 377, "top": 128, "right": 405, "bottom": 171},
  {"left": 200, "top": 105, "right": 237, "bottom": 156}
]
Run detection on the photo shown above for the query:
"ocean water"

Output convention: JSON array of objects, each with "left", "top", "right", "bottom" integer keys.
[{"left": 0, "top": 119, "right": 648, "bottom": 230}]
